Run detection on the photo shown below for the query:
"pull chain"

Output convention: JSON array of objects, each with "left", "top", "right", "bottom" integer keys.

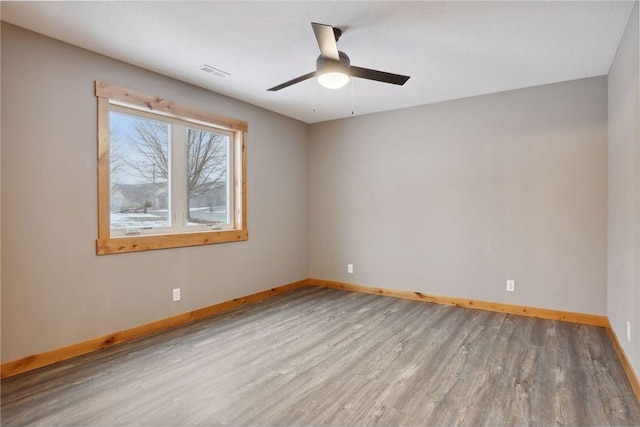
[
  {"left": 313, "top": 81, "right": 317, "bottom": 112},
  {"left": 350, "top": 79, "right": 355, "bottom": 115}
]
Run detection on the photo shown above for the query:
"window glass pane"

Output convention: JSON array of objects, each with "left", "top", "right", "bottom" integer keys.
[
  {"left": 109, "top": 111, "right": 171, "bottom": 230},
  {"left": 186, "top": 127, "right": 230, "bottom": 227}
]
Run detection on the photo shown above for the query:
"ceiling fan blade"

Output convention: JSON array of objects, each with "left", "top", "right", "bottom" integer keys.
[
  {"left": 311, "top": 22, "right": 340, "bottom": 61},
  {"left": 267, "top": 71, "right": 316, "bottom": 91},
  {"left": 350, "top": 66, "right": 410, "bottom": 86}
]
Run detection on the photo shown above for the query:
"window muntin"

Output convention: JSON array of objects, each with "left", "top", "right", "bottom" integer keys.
[{"left": 96, "top": 81, "right": 248, "bottom": 255}]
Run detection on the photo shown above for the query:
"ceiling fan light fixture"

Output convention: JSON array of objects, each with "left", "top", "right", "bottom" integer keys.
[
  {"left": 318, "top": 71, "right": 350, "bottom": 89},
  {"left": 316, "top": 52, "right": 351, "bottom": 89}
]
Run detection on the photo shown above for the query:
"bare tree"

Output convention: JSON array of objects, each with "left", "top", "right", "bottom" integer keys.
[
  {"left": 187, "top": 128, "right": 227, "bottom": 198},
  {"left": 128, "top": 121, "right": 170, "bottom": 186},
  {"left": 109, "top": 128, "right": 127, "bottom": 183},
  {"left": 123, "top": 121, "right": 227, "bottom": 217}
]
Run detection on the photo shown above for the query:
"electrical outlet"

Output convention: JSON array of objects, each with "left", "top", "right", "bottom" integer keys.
[
  {"left": 506, "top": 280, "right": 515, "bottom": 292},
  {"left": 347, "top": 264, "right": 354, "bottom": 274},
  {"left": 172, "top": 288, "right": 181, "bottom": 302},
  {"left": 627, "top": 321, "right": 631, "bottom": 342}
]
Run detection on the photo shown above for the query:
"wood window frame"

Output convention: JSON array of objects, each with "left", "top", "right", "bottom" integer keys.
[{"left": 96, "top": 81, "right": 248, "bottom": 255}]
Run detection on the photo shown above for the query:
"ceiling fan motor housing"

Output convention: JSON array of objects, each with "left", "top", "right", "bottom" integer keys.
[{"left": 316, "top": 51, "right": 351, "bottom": 76}]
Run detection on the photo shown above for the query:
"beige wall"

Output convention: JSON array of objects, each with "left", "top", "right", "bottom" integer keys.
[
  {"left": 608, "top": 2, "right": 640, "bottom": 378},
  {"left": 0, "top": 24, "right": 309, "bottom": 363},
  {"left": 309, "top": 77, "right": 608, "bottom": 315}
]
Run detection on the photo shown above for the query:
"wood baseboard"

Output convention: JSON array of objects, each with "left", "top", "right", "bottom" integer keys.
[
  {"left": 606, "top": 320, "right": 640, "bottom": 403},
  {"left": 1, "top": 279, "right": 310, "bottom": 379},
  {"left": 308, "top": 278, "right": 609, "bottom": 327}
]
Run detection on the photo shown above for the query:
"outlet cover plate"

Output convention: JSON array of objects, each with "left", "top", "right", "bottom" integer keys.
[{"left": 506, "top": 280, "right": 515, "bottom": 292}]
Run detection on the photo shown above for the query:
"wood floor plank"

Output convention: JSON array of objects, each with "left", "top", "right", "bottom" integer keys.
[{"left": 2, "top": 286, "right": 639, "bottom": 426}]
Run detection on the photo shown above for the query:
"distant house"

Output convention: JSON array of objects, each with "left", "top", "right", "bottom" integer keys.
[
  {"left": 111, "top": 181, "right": 226, "bottom": 212},
  {"left": 189, "top": 181, "right": 227, "bottom": 210},
  {"left": 111, "top": 183, "right": 167, "bottom": 212}
]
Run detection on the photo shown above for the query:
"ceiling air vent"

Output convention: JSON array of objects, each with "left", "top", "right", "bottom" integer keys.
[{"left": 198, "top": 64, "right": 230, "bottom": 78}]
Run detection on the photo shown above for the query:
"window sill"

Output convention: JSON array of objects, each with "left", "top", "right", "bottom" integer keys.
[{"left": 96, "top": 229, "right": 248, "bottom": 255}]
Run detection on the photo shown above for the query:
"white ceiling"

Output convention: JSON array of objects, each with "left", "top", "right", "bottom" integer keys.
[{"left": 1, "top": 1, "right": 635, "bottom": 124}]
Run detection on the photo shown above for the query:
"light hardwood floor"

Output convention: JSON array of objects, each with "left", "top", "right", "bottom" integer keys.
[{"left": 2, "top": 286, "right": 639, "bottom": 426}]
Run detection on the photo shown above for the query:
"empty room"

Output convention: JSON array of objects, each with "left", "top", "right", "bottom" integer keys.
[{"left": 2, "top": 1, "right": 640, "bottom": 426}]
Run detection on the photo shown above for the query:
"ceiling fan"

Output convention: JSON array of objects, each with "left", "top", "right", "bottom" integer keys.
[{"left": 267, "top": 22, "right": 411, "bottom": 92}]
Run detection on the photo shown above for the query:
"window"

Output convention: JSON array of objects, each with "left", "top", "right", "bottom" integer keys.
[{"left": 96, "top": 81, "right": 247, "bottom": 255}]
